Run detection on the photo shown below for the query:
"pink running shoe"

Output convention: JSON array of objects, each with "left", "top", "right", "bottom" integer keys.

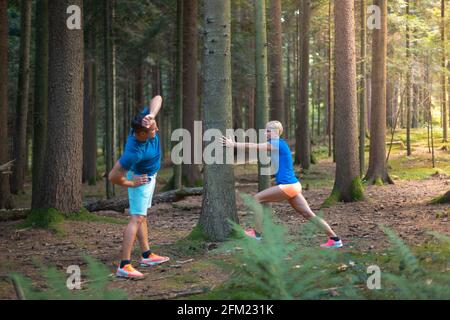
[
  {"left": 139, "top": 253, "right": 170, "bottom": 267},
  {"left": 245, "top": 228, "right": 262, "bottom": 241},
  {"left": 116, "top": 264, "right": 144, "bottom": 279},
  {"left": 320, "top": 238, "right": 343, "bottom": 249}
]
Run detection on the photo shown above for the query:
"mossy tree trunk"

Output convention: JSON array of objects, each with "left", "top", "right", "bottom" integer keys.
[
  {"left": 198, "top": 0, "right": 238, "bottom": 241},
  {"left": 328, "top": 0, "right": 364, "bottom": 203},
  {"left": 364, "top": 0, "right": 393, "bottom": 186}
]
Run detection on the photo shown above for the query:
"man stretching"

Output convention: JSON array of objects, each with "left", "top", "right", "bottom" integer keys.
[{"left": 109, "top": 96, "right": 170, "bottom": 279}]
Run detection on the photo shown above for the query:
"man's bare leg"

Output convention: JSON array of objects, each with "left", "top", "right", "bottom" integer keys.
[
  {"left": 137, "top": 218, "right": 150, "bottom": 253},
  {"left": 121, "top": 215, "right": 146, "bottom": 261}
]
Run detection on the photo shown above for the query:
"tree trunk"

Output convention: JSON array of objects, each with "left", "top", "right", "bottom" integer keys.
[
  {"left": 327, "top": 0, "right": 363, "bottom": 203},
  {"left": 104, "top": 0, "right": 115, "bottom": 198},
  {"left": 0, "top": 0, "right": 14, "bottom": 209},
  {"left": 268, "top": 0, "right": 284, "bottom": 125},
  {"left": 86, "top": 188, "right": 204, "bottom": 213},
  {"left": 134, "top": 60, "right": 144, "bottom": 113},
  {"left": 12, "top": 0, "right": 32, "bottom": 195},
  {"left": 406, "top": 0, "right": 412, "bottom": 155},
  {"left": 327, "top": 0, "right": 334, "bottom": 158},
  {"left": 199, "top": 0, "right": 238, "bottom": 241},
  {"left": 285, "top": 26, "right": 292, "bottom": 139},
  {"left": 412, "top": 84, "right": 419, "bottom": 128},
  {"left": 295, "top": 0, "right": 311, "bottom": 170},
  {"left": 32, "top": 0, "right": 49, "bottom": 208},
  {"left": 39, "top": 0, "right": 84, "bottom": 213},
  {"left": 255, "top": 0, "right": 271, "bottom": 191},
  {"left": 247, "top": 86, "right": 255, "bottom": 130},
  {"left": 364, "top": 0, "right": 393, "bottom": 186},
  {"left": 172, "top": 0, "right": 183, "bottom": 190},
  {"left": 442, "top": 0, "right": 447, "bottom": 142},
  {"left": 359, "top": 0, "right": 367, "bottom": 177},
  {"left": 83, "top": 0, "right": 97, "bottom": 186},
  {"left": 182, "top": 0, "right": 202, "bottom": 187}
]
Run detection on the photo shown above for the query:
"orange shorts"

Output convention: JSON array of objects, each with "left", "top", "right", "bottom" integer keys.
[{"left": 279, "top": 182, "right": 302, "bottom": 199}]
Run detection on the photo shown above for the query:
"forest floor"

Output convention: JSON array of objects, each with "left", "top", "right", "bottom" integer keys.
[{"left": 0, "top": 129, "right": 449, "bottom": 299}]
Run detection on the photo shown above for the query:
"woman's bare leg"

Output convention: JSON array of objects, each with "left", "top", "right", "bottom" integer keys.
[
  {"left": 288, "top": 194, "right": 337, "bottom": 238},
  {"left": 253, "top": 186, "right": 289, "bottom": 233}
]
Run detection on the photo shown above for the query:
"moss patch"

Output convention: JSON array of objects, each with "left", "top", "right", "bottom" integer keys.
[
  {"left": 322, "top": 189, "right": 341, "bottom": 208},
  {"left": 65, "top": 208, "right": 127, "bottom": 225},
  {"left": 350, "top": 177, "right": 365, "bottom": 201},
  {"left": 187, "top": 225, "right": 212, "bottom": 242},
  {"left": 430, "top": 191, "right": 450, "bottom": 204},
  {"left": 22, "top": 208, "right": 65, "bottom": 230}
]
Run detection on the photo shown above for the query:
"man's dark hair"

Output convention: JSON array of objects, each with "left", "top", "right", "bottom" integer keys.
[{"left": 131, "top": 114, "right": 148, "bottom": 134}]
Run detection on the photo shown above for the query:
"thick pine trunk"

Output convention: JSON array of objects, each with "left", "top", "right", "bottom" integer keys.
[
  {"left": 12, "top": 0, "right": 32, "bottom": 195},
  {"left": 255, "top": 0, "right": 271, "bottom": 191},
  {"left": 32, "top": 0, "right": 49, "bottom": 208},
  {"left": 40, "top": 0, "right": 84, "bottom": 213},
  {"left": 182, "top": 0, "right": 202, "bottom": 186},
  {"left": 0, "top": 0, "right": 14, "bottom": 209},
  {"left": 268, "top": 0, "right": 284, "bottom": 124},
  {"left": 365, "top": 0, "right": 393, "bottom": 185},
  {"left": 329, "top": 0, "right": 363, "bottom": 203},
  {"left": 199, "top": 0, "right": 238, "bottom": 241}
]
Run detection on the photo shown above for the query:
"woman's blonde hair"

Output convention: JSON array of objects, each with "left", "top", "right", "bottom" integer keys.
[{"left": 266, "top": 121, "right": 284, "bottom": 136}]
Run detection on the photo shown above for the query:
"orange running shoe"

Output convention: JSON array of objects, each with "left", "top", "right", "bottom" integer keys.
[
  {"left": 139, "top": 253, "right": 170, "bottom": 267},
  {"left": 116, "top": 264, "right": 144, "bottom": 279}
]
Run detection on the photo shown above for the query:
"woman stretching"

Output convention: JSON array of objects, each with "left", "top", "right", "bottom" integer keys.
[{"left": 222, "top": 121, "right": 343, "bottom": 249}]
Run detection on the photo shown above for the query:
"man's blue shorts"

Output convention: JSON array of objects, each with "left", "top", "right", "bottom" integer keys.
[{"left": 126, "top": 171, "right": 157, "bottom": 216}]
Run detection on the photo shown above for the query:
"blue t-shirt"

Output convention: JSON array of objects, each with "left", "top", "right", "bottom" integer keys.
[
  {"left": 119, "top": 106, "right": 161, "bottom": 176},
  {"left": 268, "top": 138, "right": 299, "bottom": 185}
]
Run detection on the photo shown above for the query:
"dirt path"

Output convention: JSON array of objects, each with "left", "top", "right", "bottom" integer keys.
[{"left": 0, "top": 166, "right": 449, "bottom": 300}]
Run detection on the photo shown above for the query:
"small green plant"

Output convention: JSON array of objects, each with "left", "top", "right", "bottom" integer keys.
[
  {"left": 10, "top": 256, "right": 128, "bottom": 300},
  {"left": 373, "top": 229, "right": 450, "bottom": 300}
]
